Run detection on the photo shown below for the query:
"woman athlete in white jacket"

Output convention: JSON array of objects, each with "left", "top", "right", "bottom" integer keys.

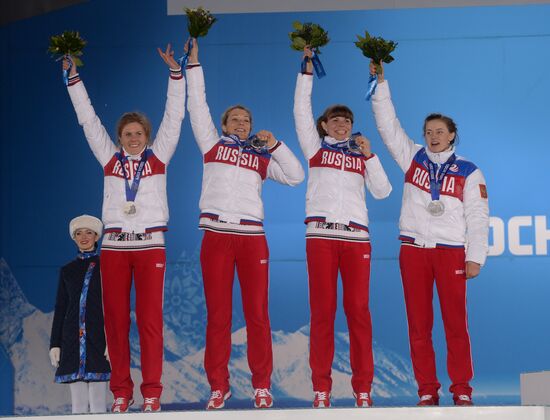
[
  {"left": 63, "top": 44, "right": 185, "bottom": 413},
  {"left": 294, "top": 47, "right": 392, "bottom": 409},
  {"left": 185, "top": 39, "right": 304, "bottom": 410},
  {"left": 370, "top": 61, "right": 489, "bottom": 407}
]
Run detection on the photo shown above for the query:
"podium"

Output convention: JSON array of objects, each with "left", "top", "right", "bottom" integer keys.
[
  {"left": 521, "top": 370, "right": 550, "bottom": 405},
  {"left": 7, "top": 406, "right": 550, "bottom": 420}
]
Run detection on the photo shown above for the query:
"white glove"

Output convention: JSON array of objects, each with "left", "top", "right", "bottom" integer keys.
[
  {"left": 104, "top": 346, "right": 110, "bottom": 362},
  {"left": 49, "top": 347, "right": 60, "bottom": 368}
]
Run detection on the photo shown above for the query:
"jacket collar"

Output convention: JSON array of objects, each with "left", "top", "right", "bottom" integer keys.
[
  {"left": 426, "top": 146, "right": 455, "bottom": 164},
  {"left": 323, "top": 135, "right": 348, "bottom": 147},
  {"left": 120, "top": 146, "right": 148, "bottom": 160}
]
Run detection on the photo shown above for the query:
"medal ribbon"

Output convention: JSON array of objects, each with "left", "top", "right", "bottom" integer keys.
[
  {"left": 221, "top": 134, "right": 269, "bottom": 154},
  {"left": 116, "top": 151, "right": 149, "bottom": 203},
  {"left": 60, "top": 54, "right": 72, "bottom": 86},
  {"left": 301, "top": 49, "right": 326, "bottom": 78},
  {"left": 311, "top": 50, "right": 326, "bottom": 78},
  {"left": 322, "top": 132, "right": 362, "bottom": 155},
  {"left": 365, "top": 73, "right": 377, "bottom": 101},
  {"left": 178, "top": 38, "right": 194, "bottom": 68},
  {"left": 427, "top": 152, "right": 456, "bottom": 201},
  {"left": 221, "top": 134, "right": 247, "bottom": 148}
]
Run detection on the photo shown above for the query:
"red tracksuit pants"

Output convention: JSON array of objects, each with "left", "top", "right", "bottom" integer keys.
[
  {"left": 307, "top": 238, "right": 373, "bottom": 393},
  {"left": 200, "top": 231, "right": 273, "bottom": 391},
  {"left": 399, "top": 244, "right": 473, "bottom": 397},
  {"left": 100, "top": 248, "right": 166, "bottom": 400}
]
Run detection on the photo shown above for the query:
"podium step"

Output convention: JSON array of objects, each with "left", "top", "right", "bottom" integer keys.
[{"left": 5, "top": 406, "right": 550, "bottom": 420}]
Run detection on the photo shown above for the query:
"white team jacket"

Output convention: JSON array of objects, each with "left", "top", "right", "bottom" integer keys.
[
  {"left": 67, "top": 72, "right": 185, "bottom": 233},
  {"left": 371, "top": 80, "right": 489, "bottom": 265},
  {"left": 186, "top": 65, "right": 304, "bottom": 224},
  {"left": 293, "top": 73, "right": 392, "bottom": 231}
]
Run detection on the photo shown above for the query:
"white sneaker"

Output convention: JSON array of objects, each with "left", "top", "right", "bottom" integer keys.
[
  {"left": 206, "top": 389, "right": 231, "bottom": 410},
  {"left": 254, "top": 388, "right": 273, "bottom": 408},
  {"left": 353, "top": 392, "right": 372, "bottom": 407},
  {"left": 313, "top": 391, "right": 331, "bottom": 408}
]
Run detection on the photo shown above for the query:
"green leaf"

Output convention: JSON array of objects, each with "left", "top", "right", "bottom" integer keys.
[
  {"left": 47, "top": 30, "right": 86, "bottom": 66},
  {"left": 289, "top": 21, "right": 329, "bottom": 52},
  {"left": 354, "top": 29, "right": 397, "bottom": 70},
  {"left": 291, "top": 37, "right": 307, "bottom": 51}
]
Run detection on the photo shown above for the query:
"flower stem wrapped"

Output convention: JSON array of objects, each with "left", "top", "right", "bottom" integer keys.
[
  {"left": 185, "top": 7, "right": 217, "bottom": 38},
  {"left": 289, "top": 21, "right": 329, "bottom": 53},
  {"left": 48, "top": 31, "right": 86, "bottom": 66},
  {"left": 355, "top": 31, "right": 397, "bottom": 74}
]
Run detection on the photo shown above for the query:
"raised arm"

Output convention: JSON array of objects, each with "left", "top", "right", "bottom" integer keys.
[
  {"left": 293, "top": 46, "right": 322, "bottom": 160},
  {"left": 185, "top": 38, "right": 220, "bottom": 154},
  {"left": 259, "top": 130, "right": 304, "bottom": 186},
  {"left": 370, "top": 61, "right": 420, "bottom": 173},
  {"left": 151, "top": 43, "right": 186, "bottom": 164},
  {"left": 64, "top": 56, "right": 117, "bottom": 166}
]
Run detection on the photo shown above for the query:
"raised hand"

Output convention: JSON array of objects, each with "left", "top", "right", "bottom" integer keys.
[
  {"left": 302, "top": 46, "right": 313, "bottom": 74},
  {"left": 157, "top": 43, "right": 180, "bottom": 70},
  {"left": 354, "top": 135, "right": 372, "bottom": 158},
  {"left": 184, "top": 37, "right": 199, "bottom": 64},
  {"left": 62, "top": 56, "right": 77, "bottom": 77},
  {"left": 369, "top": 59, "right": 384, "bottom": 83},
  {"left": 255, "top": 130, "right": 277, "bottom": 148}
]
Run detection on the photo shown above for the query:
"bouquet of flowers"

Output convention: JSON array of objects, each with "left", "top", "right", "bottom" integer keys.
[
  {"left": 289, "top": 21, "right": 329, "bottom": 53},
  {"left": 289, "top": 21, "right": 329, "bottom": 78},
  {"left": 185, "top": 6, "right": 217, "bottom": 38},
  {"left": 48, "top": 31, "right": 86, "bottom": 66},
  {"left": 355, "top": 31, "right": 397, "bottom": 74}
]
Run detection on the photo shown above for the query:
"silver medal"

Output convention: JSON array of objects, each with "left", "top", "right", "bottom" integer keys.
[
  {"left": 427, "top": 200, "right": 445, "bottom": 217},
  {"left": 123, "top": 202, "right": 137, "bottom": 216}
]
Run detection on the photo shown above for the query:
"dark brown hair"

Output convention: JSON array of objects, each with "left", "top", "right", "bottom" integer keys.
[
  {"left": 316, "top": 104, "right": 354, "bottom": 137},
  {"left": 116, "top": 112, "right": 152, "bottom": 144},
  {"left": 423, "top": 113, "right": 458, "bottom": 145}
]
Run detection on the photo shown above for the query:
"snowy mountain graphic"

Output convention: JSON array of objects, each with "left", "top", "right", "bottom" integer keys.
[
  {"left": 0, "top": 255, "right": 416, "bottom": 414},
  {"left": 0, "top": 258, "right": 71, "bottom": 415}
]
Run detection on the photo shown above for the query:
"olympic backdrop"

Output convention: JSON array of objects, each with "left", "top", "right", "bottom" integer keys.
[{"left": 1, "top": 0, "right": 549, "bottom": 414}]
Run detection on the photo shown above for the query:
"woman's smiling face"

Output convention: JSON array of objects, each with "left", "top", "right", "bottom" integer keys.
[
  {"left": 321, "top": 115, "right": 353, "bottom": 141},
  {"left": 222, "top": 108, "right": 252, "bottom": 140}
]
